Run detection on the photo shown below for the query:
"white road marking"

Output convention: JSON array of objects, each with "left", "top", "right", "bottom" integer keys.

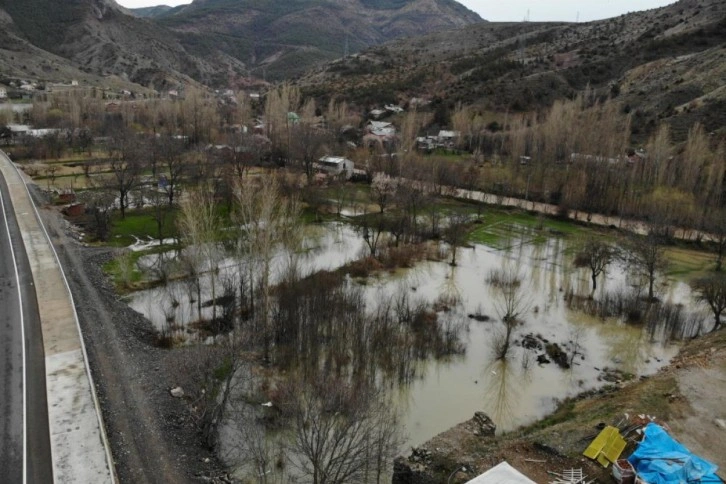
[{"left": 0, "top": 188, "right": 27, "bottom": 484}]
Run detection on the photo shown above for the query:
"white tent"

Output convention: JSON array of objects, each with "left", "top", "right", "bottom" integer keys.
[{"left": 465, "top": 462, "right": 537, "bottom": 484}]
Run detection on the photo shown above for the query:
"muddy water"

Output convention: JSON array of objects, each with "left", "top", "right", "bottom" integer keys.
[
  {"left": 368, "top": 237, "right": 686, "bottom": 447},
  {"left": 127, "top": 221, "right": 704, "bottom": 458},
  {"left": 127, "top": 222, "right": 366, "bottom": 332}
]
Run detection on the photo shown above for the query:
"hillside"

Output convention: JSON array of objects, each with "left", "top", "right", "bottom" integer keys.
[
  {"left": 156, "top": 0, "right": 484, "bottom": 79},
  {"left": 0, "top": 0, "right": 483, "bottom": 90},
  {"left": 0, "top": 5, "right": 151, "bottom": 92},
  {"left": 0, "top": 0, "right": 244, "bottom": 89},
  {"left": 299, "top": 0, "right": 726, "bottom": 141}
]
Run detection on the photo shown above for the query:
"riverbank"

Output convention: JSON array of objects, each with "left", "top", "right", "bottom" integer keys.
[{"left": 393, "top": 328, "right": 726, "bottom": 483}]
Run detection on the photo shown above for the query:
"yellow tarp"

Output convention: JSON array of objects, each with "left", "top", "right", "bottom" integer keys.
[{"left": 583, "top": 426, "right": 626, "bottom": 468}]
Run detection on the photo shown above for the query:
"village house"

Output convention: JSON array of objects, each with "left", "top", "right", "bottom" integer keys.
[
  {"left": 369, "top": 108, "right": 386, "bottom": 119},
  {"left": 409, "top": 97, "right": 430, "bottom": 108},
  {"left": 437, "top": 130, "right": 460, "bottom": 148},
  {"left": 0, "top": 87, "right": 7, "bottom": 99},
  {"left": 318, "top": 156, "right": 355, "bottom": 179},
  {"left": 363, "top": 120, "right": 397, "bottom": 149},
  {"left": 385, "top": 104, "right": 404, "bottom": 114},
  {"left": 366, "top": 120, "right": 395, "bottom": 135},
  {"left": 416, "top": 136, "right": 437, "bottom": 152}
]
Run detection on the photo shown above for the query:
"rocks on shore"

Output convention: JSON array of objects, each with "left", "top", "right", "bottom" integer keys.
[{"left": 392, "top": 413, "right": 496, "bottom": 484}]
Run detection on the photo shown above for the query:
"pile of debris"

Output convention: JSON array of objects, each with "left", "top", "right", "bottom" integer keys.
[{"left": 581, "top": 413, "right": 722, "bottom": 483}]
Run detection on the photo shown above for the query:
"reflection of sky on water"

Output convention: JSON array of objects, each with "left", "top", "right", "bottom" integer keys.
[{"left": 127, "top": 222, "right": 701, "bottom": 454}]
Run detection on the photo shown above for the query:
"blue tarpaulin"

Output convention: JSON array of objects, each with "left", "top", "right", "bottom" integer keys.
[{"left": 628, "top": 423, "right": 721, "bottom": 483}]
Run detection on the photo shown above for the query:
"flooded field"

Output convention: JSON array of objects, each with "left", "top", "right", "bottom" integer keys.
[
  {"left": 127, "top": 222, "right": 366, "bottom": 332},
  {"left": 124, "top": 219, "right": 709, "bottom": 475}
]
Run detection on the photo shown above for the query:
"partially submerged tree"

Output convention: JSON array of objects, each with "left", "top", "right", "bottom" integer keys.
[
  {"left": 626, "top": 231, "right": 668, "bottom": 302},
  {"left": 178, "top": 185, "right": 221, "bottom": 323},
  {"left": 234, "top": 175, "right": 301, "bottom": 359},
  {"left": 488, "top": 267, "right": 529, "bottom": 360},
  {"left": 281, "top": 374, "right": 402, "bottom": 484},
  {"left": 692, "top": 273, "right": 726, "bottom": 332},
  {"left": 574, "top": 238, "right": 615, "bottom": 296},
  {"left": 444, "top": 212, "right": 470, "bottom": 266}
]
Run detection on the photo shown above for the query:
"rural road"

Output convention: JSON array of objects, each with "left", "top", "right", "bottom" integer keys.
[{"left": 0, "top": 171, "right": 53, "bottom": 483}]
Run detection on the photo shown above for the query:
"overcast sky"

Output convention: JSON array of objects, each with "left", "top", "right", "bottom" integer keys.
[{"left": 115, "top": 0, "right": 678, "bottom": 22}]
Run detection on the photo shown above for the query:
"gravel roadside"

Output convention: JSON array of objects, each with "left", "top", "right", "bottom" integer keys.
[{"left": 28, "top": 185, "right": 228, "bottom": 483}]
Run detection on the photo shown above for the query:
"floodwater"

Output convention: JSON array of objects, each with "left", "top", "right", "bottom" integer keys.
[
  {"left": 125, "top": 220, "right": 708, "bottom": 468},
  {"left": 127, "top": 222, "right": 366, "bottom": 332},
  {"left": 369, "top": 239, "right": 688, "bottom": 446}
]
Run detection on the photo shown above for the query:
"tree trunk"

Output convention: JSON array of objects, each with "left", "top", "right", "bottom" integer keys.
[
  {"left": 197, "top": 279, "right": 202, "bottom": 319},
  {"left": 211, "top": 269, "right": 217, "bottom": 323},
  {"left": 119, "top": 192, "right": 126, "bottom": 219}
]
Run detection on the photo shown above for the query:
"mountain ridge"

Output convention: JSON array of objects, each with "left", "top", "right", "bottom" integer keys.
[{"left": 0, "top": 0, "right": 483, "bottom": 88}]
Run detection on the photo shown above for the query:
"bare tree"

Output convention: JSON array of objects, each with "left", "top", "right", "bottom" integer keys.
[
  {"left": 626, "top": 231, "right": 668, "bottom": 302},
  {"left": 574, "top": 238, "right": 615, "bottom": 296},
  {"left": 158, "top": 135, "right": 186, "bottom": 207},
  {"left": 692, "top": 274, "right": 726, "bottom": 332},
  {"left": 281, "top": 374, "right": 403, "bottom": 484},
  {"left": 444, "top": 212, "right": 470, "bottom": 266},
  {"left": 78, "top": 189, "right": 115, "bottom": 241},
  {"left": 143, "top": 185, "right": 170, "bottom": 245},
  {"left": 290, "top": 122, "right": 328, "bottom": 183},
  {"left": 488, "top": 267, "right": 529, "bottom": 360},
  {"left": 178, "top": 185, "right": 221, "bottom": 323},
  {"left": 234, "top": 175, "right": 301, "bottom": 359},
  {"left": 105, "top": 131, "right": 144, "bottom": 219},
  {"left": 171, "top": 329, "right": 250, "bottom": 450}
]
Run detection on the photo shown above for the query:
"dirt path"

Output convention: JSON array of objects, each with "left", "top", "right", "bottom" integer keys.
[
  {"left": 669, "top": 346, "right": 726, "bottom": 470},
  {"left": 30, "top": 186, "right": 224, "bottom": 483}
]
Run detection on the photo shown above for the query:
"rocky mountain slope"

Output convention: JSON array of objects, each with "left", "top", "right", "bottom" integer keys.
[
  {"left": 0, "top": 0, "right": 482, "bottom": 90},
  {"left": 300, "top": 0, "right": 726, "bottom": 141},
  {"left": 152, "top": 0, "right": 483, "bottom": 79},
  {"left": 0, "top": 0, "right": 250, "bottom": 89}
]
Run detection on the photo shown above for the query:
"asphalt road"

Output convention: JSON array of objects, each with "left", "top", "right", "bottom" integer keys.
[{"left": 0, "top": 170, "right": 52, "bottom": 483}]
